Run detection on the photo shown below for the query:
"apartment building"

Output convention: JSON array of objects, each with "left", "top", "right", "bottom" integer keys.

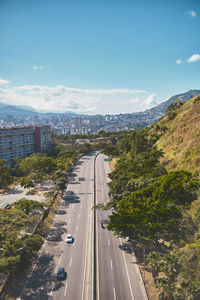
[{"left": 0, "top": 125, "right": 50, "bottom": 164}]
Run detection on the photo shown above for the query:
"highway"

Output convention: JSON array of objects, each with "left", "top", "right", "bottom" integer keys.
[
  {"left": 96, "top": 153, "right": 147, "bottom": 300},
  {"left": 19, "top": 152, "right": 147, "bottom": 300}
]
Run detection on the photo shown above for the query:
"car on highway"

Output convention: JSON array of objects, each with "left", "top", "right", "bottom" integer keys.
[
  {"left": 66, "top": 234, "right": 73, "bottom": 243},
  {"left": 57, "top": 267, "right": 66, "bottom": 280}
]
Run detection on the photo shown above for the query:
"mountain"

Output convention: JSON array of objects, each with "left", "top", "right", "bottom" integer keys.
[
  {"left": 0, "top": 89, "right": 199, "bottom": 126},
  {"left": 148, "top": 89, "right": 200, "bottom": 114},
  {"left": 0, "top": 102, "right": 83, "bottom": 117},
  {"left": 152, "top": 94, "right": 200, "bottom": 173},
  {"left": 0, "top": 103, "right": 39, "bottom": 116}
]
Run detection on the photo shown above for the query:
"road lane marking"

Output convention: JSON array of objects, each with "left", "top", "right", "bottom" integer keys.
[
  {"left": 76, "top": 225, "right": 79, "bottom": 231},
  {"left": 49, "top": 283, "right": 54, "bottom": 297},
  {"left": 58, "top": 255, "right": 62, "bottom": 266},
  {"left": 78, "top": 214, "right": 80, "bottom": 218},
  {"left": 68, "top": 219, "right": 71, "bottom": 224},
  {"left": 110, "top": 258, "right": 113, "bottom": 269},
  {"left": 108, "top": 239, "right": 110, "bottom": 246},
  {"left": 64, "top": 282, "right": 68, "bottom": 296},
  {"left": 69, "top": 257, "right": 72, "bottom": 267},
  {"left": 113, "top": 287, "right": 116, "bottom": 300},
  {"left": 119, "top": 238, "right": 135, "bottom": 300}
]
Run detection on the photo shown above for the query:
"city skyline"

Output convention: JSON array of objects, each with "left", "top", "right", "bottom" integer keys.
[{"left": 0, "top": 0, "right": 199, "bottom": 115}]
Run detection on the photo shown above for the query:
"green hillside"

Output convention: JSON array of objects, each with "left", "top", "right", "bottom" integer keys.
[{"left": 153, "top": 94, "right": 200, "bottom": 174}]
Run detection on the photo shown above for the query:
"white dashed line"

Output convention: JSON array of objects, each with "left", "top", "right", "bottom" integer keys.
[
  {"left": 69, "top": 257, "right": 72, "bottom": 267},
  {"left": 49, "top": 283, "right": 54, "bottom": 296},
  {"left": 76, "top": 225, "right": 78, "bottom": 231},
  {"left": 58, "top": 255, "right": 62, "bottom": 266},
  {"left": 64, "top": 282, "right": 68, "bottom": 296},
  {"left": 110, "top": 258, "right": 113, "bottom": 269},
  {"left": 113, "top": 287, "right": 116, "bottom": 300},
  {"left": 108, "top": 239, "right": 110, "bottom": 246}
]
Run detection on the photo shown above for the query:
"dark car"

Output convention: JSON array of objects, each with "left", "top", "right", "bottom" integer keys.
[{"left": 57, "top": 267, "right": 66, "bottom": 280}]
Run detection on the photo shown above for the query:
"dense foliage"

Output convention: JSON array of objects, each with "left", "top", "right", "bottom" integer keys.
[{"left": 103, "top": 127, "right": 200, "bottom": 299}]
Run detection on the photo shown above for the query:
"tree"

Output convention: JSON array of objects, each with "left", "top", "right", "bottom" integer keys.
[
  {"left": 107, "top": 171, "right": 199, "bottom": 244},
  {"left": 147, "top": 251, "right": 162, "bottom": 280},
  {"left": 20, "top": 154, "right": 57, "bottom": 178},
  {"left": 20, "top": 177, "right": 35, "bottom": 189},
  {"left": 0, "top": 159, "right": 13, "bottom": 188},
  {"left": 13, "top": 199, "right": 46, "bottom": 215}
]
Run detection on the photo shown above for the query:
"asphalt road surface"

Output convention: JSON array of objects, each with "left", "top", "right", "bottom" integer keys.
[
  {"left": 96, "top": 153, "right": 147, "bottom": 300},
  {"left": 18, "top": 152, "right": 147, "bottom": 300}
]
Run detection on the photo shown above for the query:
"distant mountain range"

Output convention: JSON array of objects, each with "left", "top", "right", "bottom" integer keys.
[
  {"left": 0, "top": 89, "right": 200, "bottom": 122},
  {"left": 0, "top": 103, "right": 80, "bottom": 117}
]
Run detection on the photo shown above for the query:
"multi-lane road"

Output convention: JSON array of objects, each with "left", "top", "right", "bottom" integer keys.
[{"left": 19, "top": 152, "right": 148, "bottom": 300}]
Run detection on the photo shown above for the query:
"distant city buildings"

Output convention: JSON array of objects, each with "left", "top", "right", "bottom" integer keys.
[
  {"left": 0, "top": 125, "right": 51, "bottom": 164},
  {"left": 0, "top": 110, "right": 160, "bottom": 138}
]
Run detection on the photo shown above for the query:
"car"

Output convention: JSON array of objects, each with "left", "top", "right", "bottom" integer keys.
[
  {"left": 57, "top": 267, "right": 65, "bottom": 280},
  {"left": 66, "top": 234, "right": 73, "bottom": 243}
]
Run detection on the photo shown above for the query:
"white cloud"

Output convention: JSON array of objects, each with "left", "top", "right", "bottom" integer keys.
[
  {"left": 130, "top": 98, "right": 140, "bottom": 104},
  {"left": 187, "top": 53, "right": 200, "bottom": 63},
  {"left": 0, "top": 78, "right": 10, "bottom": 85},
  {"left": 33, "top": 66, "right": 49, "bottom": 70},
  {"left": 187, "top": 10, "right": 197, "bottom": 18},
  {"left": 176, "top": 59, "right": 182, "bottom": 64},
  {"left": 144, "top": 94, "right": 157, "bottom": 110},
  {"left": 0, "top": 83, "right": 157, "bottom": 114}
]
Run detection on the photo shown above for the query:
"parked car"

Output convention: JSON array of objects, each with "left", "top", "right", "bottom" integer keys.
[
  {"left": 57, "top": 267, "right": 66, "bottom": 280},
  {"left": 66, "top": 234, "right": 73, "bottom": 243}
]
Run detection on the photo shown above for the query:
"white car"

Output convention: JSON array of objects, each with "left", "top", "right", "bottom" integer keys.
[{"left": 66, "top": 234, "right": 73, "bottom": 243}]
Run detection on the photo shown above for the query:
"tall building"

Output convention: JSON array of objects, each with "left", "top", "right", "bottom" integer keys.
[{"left": 0, "top": 125, "right": 51, "bottom": 164}]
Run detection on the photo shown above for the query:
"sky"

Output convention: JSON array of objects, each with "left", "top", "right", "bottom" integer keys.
[{"left": 0, "top": 0, "right": 199, "bottom": 115}]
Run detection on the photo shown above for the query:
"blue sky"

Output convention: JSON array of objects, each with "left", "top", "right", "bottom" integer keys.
[{"left": 0, "top": 0, "right": 199, "bottom": 114}]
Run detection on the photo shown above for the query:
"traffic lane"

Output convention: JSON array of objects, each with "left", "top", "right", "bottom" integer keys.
[
  {"left": 97, "top": 211, "right": 115, "bottom": 300},
  {"left": 99, "top": 154, "right": 146, "bottom": 299},
  {"left": 51, "top": 155, "right": 94, "bottom": 299},
  {"left": 20, "top": 154, "right": 94, "bottom": 300},
  {"left": 96, "top": 155, "right": 116, "bottom": 300},
  {"left": 96, "top": 154, "right": 144, "bottom": 300},
  {"left": 97, "top": 207, "right": 135, "bottom": 300}
]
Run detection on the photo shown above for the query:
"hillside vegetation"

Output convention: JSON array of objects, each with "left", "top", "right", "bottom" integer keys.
[
  {"left": 103, "top": 95, "right": 200, "bottom": 299},
  {"left": 153, "top": 94, "right": 200, "bottom": 174}
]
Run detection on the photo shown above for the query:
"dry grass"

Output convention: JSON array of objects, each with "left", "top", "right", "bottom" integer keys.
[
  {"left": 155, "top": 95, "right": 200, "bottom": 174},
  {"left": 108, "top": 157, "right": 119, "bottom": 172}
]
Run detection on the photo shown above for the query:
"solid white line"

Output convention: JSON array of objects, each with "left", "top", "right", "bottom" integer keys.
[
  {"left": 69, "top": 257, "right": 72, "bottom": 267},
  {"left": 110, "top": 258, "right": 113, "bottom": 269},
  {"left": 108, "top": 239, "right": 110, "bottom": 247},
  {"left": 64, "top": 282, "right": 68, "bottom": 296},
  {"left": 76, "top": 225, "right": 79, "bottom": 231},
  {"left": 113, "top": 287, "right": 117, "bottom": 300},
  {"left": 119, "top": 238, "right": 135, "bottom": 300}
]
